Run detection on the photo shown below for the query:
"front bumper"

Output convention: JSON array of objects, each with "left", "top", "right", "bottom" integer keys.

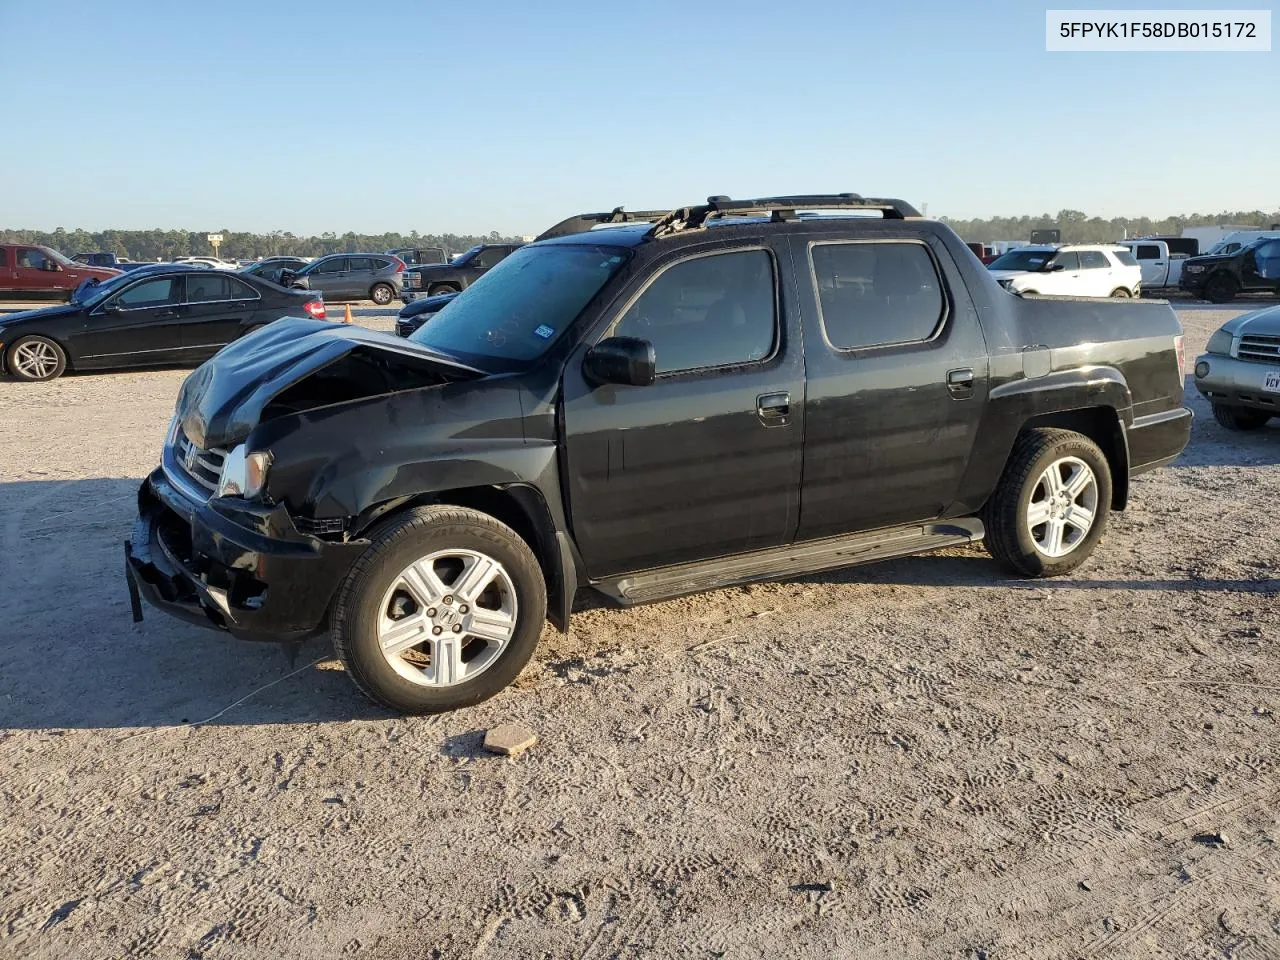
[
  {"left": 125, "top": 467, "right": 366, "bottom": 642},
  {"left": 1179, "top": 273, "right": 1208, "bottom": 293},
  {"left": 1193, "top": 353, "right": 1280, "bottom": 414}
]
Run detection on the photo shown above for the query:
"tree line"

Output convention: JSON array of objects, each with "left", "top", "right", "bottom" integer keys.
[
  {"left": 3, "top": 208, "right": 1280, "bottom": 258},
  {"left": 0, "top": 228, "right": 524, "bottom": 261},
  {"left": 941, "top": 208, "right": 1280, "bottom": 244}
]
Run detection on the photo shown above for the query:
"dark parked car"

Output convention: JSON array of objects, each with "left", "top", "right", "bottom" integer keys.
[
  {"left": 126, "top": 193, "right": 1191, "bottom": 715},
  {"left": 0, "top": 268, "right": 325, "bottom": 381},
  {"left": 1, "top": 244, "right": 119, "bottom": 299},
  {"left": 70, "top": 262, "right": 200, "bottom": 302},
  {"left": 284, "top": 254, "right": 406, "bottom": 305},
  {"left": 395, "top": 290, "right": 458, "bottom": 337},
  {"left": 72, "top": 252, "right": 157, "bottom": 272},
  {"left": 389, "top": 246, "right": 450, "bottom": 267},
  {"left": 240, "top": 257, "right": 309, "bottom": 285},
  {"left": 400, "top": 243, "right": 523, "bottom": 301},
  {"left": 1180, "top": 237, "right": 1280, "bottom": 303}
]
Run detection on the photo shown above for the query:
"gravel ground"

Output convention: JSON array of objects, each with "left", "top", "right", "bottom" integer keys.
[{"left": 0, "top": 304, "right": 1277, "bottom": 959}]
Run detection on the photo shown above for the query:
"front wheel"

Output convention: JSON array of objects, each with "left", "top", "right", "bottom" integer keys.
[
  {"left": 7, "top": 336, "right": 67, "bottom": 381},
  {"left": 1212, "top": 403, "right": 1271, "bottom": 431},
  {"left": 1109, "top": 287, "right": 1131, "bottom": 298},
  {"left": 982, "top": 428, "right": 1112, "bottom": 578},
  {"left": 428, "top": 283, "right": 461, "bottom": 297},
  {"left": 370, "top": 283, "right": 394, "bottom": 306},
  {"left": 331, "top": 505, "right": 547, "bottom": 714},
  {"left": 1204, "top": 273, "right": 1238, "bottom": 304}
]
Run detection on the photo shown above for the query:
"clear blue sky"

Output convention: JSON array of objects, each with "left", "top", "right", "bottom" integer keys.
[{"left": 1, "top": 0, "right": 1275, "bottom": 235}]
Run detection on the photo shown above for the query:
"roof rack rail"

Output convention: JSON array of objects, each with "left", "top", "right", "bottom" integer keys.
[
  {"left": 535, "top": 207, "right": 672, "bottom": 242},
  {"left": 647, "top": 194, "right": 922, "bottom": 239}
]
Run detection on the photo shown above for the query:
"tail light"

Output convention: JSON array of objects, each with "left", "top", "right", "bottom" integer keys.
[
  {"left": 391, "top": 257, "right": 408, "bottom": 273},
  {"left": 303, "top": 299, "right": 326, "bottom": 320},
  {"left": 1174, "top": 334, "right": 1185, "bottom": 373}
]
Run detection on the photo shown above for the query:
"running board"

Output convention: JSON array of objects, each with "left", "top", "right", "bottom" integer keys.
[{"left": 592, "top": 519, "right": 985, "bottom": 606}]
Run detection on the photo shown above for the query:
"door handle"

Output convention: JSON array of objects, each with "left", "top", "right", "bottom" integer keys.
[
  {"left": 756, "top": 392, "right": 791, "bottom": 425},
  {"left": 946, "top": 368, "right": 975, "bottom": 399}
]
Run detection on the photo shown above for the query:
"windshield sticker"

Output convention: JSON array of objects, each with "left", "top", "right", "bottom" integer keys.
[{"left": 533, "top": 324, "right": 556, "bottom": 339}]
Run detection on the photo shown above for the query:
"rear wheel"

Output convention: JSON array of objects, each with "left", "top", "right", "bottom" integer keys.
[
  {"left": 1212, "top": 403, "right": 1271, "bottom": 431},
  {"left": 7, "top": 336, "right": 67, "bottom": 381},
  {"left": 1204, "top": 273, "right": 1238, "bottom": 303},
  {"left": 982, "top": 428, "right": 1112, "bottom": 578},
  {"left": 1109, "top": 287, "right": 1131, "bottom": 298},
  {"left": 332, "top": 505, "right": 547, "bottom": 714},
  {"left": 370, "top": 283, "right": 394, "bottom": 306}
]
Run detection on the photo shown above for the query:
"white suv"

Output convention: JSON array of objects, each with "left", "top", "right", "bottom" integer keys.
[{"left": 987, "top": 245, "right": 1142, "bottom": 298}]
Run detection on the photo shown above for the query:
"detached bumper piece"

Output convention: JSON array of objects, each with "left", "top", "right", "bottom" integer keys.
[{"left": 124, "top": 468, "right": 365, "bottom": 643}]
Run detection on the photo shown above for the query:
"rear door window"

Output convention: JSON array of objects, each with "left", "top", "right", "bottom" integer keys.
[
  {"left": 809, "top": 241, "right": 946, "bottom": 350},
  {"left": 1079, "top": 251, "right": 1109, "bottom": 269},
  {"left": 347, "top": 257, "right": 374, "bottom": 272},
  {"left": 185, "top": 274, "right": 258, "bottom": 303},
  {"left": 613, "top": 249, "right": 777, "bottom": 374}
]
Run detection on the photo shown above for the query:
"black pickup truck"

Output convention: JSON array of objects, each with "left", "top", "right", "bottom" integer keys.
[
  {"left": 125, "top": 194, "right": 1192, "bottom": 714},
  {"left": 1180, "top": 237, "right": 1280, "bottom": 303},
  {"left": 400, "top": 242, "right": 524, "bottom": 302}
]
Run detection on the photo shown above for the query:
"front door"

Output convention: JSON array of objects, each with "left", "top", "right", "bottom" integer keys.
[
  {"left": 794, "top": 235, "right": 989, "bottom": 540},
  {"left": 179, "top": 272, "right": 259, "bottom": 356},
  {"left": 13, "top": 247, "right": 62, "bottom": 295},
  {"left": 1041, "top": 250, "right": 1081, "bottom": 294},
  {"left": 75, "top": 274, "right": 185, "bottom": 368},
  {"left": 308, "top": 257, "right": 350, "bottom": 300},
  {"left": 562, "top": 243, "right": 804, "bottom": 578}
]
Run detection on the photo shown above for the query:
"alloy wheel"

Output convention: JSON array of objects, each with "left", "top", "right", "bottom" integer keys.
[
  {"left": 12, "top": 341, "right": 60, "bottom": 379},
  {"left": 376, "top": 548, "right": 518, "bottom": 687},
  {"left": 1025, "top": 456, "right": 1098, "bottom": 558}
]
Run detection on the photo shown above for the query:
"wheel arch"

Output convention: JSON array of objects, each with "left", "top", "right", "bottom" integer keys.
[
  {"left": 1018, "top": 406, "right": 1130, "bottom": 510},
  {"left": 350, "top": 483, "right": 575, "bottom": 632}
]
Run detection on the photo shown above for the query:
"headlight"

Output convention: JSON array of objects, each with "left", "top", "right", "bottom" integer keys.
[
  {"left": 1185, "top": 264, "right": 1206, "bottom": 274},
  {"left": 1205, "top": 329, "right": 1234, "bottom": 356},
  {"left": 216, "top": 444, "right": 272, "bottom": 499}
]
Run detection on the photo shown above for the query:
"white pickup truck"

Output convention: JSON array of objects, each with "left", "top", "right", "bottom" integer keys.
[{"left": 1117, "top": 240, "right": 1185, "bottom": 293}]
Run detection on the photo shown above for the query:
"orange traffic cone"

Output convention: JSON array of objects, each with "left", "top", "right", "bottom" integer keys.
[{"left": 343, "top": 303, "right": 353, "bottom": 325}]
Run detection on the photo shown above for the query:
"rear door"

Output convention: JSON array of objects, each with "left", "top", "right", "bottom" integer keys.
[
  {"left": 561, "top": 241, "right": 804, "bottom": 577},
  {"left": 1078, "top": 249, "right": 1114, "bottom": 296},
  {"left": 179, "top": 272, "right": 259, "bottom": 355},
  {"left": 346, "top": 257, "right": 376, "bottom": 299},
  {"left": 793, "top": 234, "right": 989, "bottom": 539},
  {"left": 1131, "top": 243, "right": 1166, "bottom": 287},
  {"left": 75, "top": 274, "right": 185, "bottom": 368}
]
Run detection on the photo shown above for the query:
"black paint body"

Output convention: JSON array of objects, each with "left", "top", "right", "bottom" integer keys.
[{"left": 127, "top": 215, "right": 1192, "bottom": 643}]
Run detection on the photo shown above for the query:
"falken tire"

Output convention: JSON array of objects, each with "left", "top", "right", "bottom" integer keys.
[
  {"left": 331, "top": 505, "right": 547, "bottom": 714},
  {"left": 1211, "top": 403, "right": 1271, "bottom": 431},
  {"left": 982, "top": 428, "right": 1112, "bottom": 578}
]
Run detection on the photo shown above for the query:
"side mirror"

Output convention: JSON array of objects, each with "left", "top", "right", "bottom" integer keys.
[
  {"left": 584, "top": 336, "right": 656, "bottom": 387},
  {"left": 103, "top": 302, "right": 123, "bottom": 315}
]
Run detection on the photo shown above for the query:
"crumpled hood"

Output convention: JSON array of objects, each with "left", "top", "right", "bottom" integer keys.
[{"left": 176, "top": 317, "right": 485, "bottom": 449}]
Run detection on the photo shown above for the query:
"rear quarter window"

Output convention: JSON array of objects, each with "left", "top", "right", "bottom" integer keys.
[{"left": 1112, "top": 250, "right": 1139, "bottom": 267}]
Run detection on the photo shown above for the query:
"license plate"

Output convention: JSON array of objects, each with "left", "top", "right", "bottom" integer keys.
[{"left": 1265, "top": 371, "right": 1280, "bottom": 393}]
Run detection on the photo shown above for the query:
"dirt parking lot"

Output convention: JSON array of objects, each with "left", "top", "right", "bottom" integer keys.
[{"left": 1, "top": 303, "right": 1277, "bottom": 959}]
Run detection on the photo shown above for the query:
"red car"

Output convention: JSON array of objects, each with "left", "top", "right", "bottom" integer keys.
[{"left": 0, "top": 244, "right": 120, "bottom": 299}]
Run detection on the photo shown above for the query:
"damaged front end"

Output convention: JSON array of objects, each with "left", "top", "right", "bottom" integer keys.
[{"left": 125, "top": 317, "right": 494, "bottom": 641}]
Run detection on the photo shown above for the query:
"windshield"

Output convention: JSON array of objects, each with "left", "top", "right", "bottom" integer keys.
[
  {"left": 988, "top": 250, "right": 1054, "bottom": 271},
  {"left": 453, "top": 245, "right": 482, "bottom": 265},
  {"left": 409, "top": 243, "right": 630, "bottom": 370}
]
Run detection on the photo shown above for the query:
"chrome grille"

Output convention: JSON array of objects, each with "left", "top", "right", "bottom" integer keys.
[
  {"left": 1238, "top": 334, "right": 1280, "bottom": 363},
  {"left": 402, "top": 273, "right": 421, "bottom": 290},
  {"left": 173, "top": 431, "right": 227, "bottom": 496}
]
